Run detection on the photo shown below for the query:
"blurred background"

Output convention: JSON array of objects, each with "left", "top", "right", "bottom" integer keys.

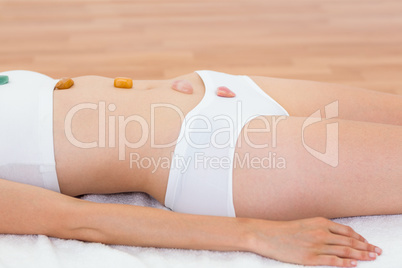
[{"left": 0, "top": 0, "right": 401, "bottom": 94}]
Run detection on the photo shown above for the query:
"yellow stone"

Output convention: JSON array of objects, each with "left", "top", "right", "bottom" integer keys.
[
  {"left": 55, "top": 78, "right": 74, "bottom": 89},
  {"left": 114, "top": 77, "right": 133, "bottom": 89}
]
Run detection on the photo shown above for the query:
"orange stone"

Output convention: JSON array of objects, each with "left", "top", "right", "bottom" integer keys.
[
  {"left": 55, "top": 78, "right": 74, "bottom": 89},
  {"left": 216, "top": 86, "right": 236, "bottom": 98},
  {"left": 114, "top": 77, "right": 133, "bottom": 89}
]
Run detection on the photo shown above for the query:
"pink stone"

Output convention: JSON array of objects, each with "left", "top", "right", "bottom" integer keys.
[
  {"left": 216, "top": 86, "right": 236, "bottom": 98},
  {"left": 171, "top": 80, "right": 194, "bottom": 94}
]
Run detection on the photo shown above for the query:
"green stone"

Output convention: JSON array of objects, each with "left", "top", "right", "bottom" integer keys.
[{"left": 0, "top": 75, "right": 9, "bottom": 85}]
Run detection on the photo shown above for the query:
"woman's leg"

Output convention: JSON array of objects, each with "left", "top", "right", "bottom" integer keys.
[
  {"left": 233, "top": 116, "right": 402, "bottom": 220},
  {"left": 250, "top": 76, "right": 402, "bottom": 125}
]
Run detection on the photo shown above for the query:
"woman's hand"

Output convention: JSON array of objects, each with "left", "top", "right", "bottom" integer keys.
[{"left": 246, "top": 217, "right": 382, "bottom": 267}]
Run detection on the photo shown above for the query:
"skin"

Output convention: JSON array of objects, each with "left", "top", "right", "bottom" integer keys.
[{"left": 2, "top": 72, "right": 401, "bottom": 266}]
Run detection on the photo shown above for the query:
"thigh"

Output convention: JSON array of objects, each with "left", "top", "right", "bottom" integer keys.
[
  {"left": 250, "top": 76, "right": 402, "bottom": 125},
  {"left": 232, "top": 116, "right": 402, "bottom": 220}
]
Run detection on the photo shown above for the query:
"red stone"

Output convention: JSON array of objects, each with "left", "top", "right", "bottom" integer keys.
[{"left": 216, "top": 86, "right": 236, "bottom": 98}]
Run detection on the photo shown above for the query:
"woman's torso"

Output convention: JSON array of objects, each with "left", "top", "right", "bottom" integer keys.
[{"left": 53, "top": 72, "right": 206, "bottom": 204}]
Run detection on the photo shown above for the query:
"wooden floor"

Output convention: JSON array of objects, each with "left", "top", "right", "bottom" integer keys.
[{"left": 1, "top": 0, "right": 401, "bottom": 94}]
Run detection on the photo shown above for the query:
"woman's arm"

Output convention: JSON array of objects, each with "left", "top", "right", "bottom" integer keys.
[{"left": 0, "top": 178, "right": 380, "bottom": 267}]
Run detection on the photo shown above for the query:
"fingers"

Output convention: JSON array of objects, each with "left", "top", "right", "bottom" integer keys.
[
  {"left": 327, "top": 222, "right": 382, "bottom": 255},
  {"left": 315, "top": 221, "right": 383, "bottom": 267},
  {"left": 328, "top": 222, "right": 367, "bottom": 243},
  {"left": 320, "top": 245, "right": 378, "bottom": 262},
  {"left": 328, "top": 234, "right": 382, "bottom": 255},
  {"left": 315, "top": 255, "right": 358, "bottom": 267}
]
